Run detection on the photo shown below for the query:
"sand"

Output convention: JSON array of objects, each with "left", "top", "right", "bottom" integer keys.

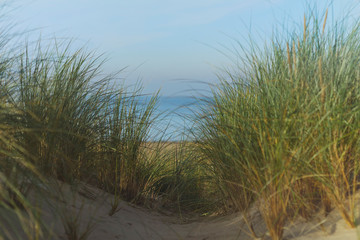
[{"left": 2, "top": 182, "right": 360, "bottom": 240}]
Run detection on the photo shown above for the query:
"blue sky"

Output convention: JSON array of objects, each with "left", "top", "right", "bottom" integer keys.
[{"left": 8, "top": 0, "right": 360, "bottom": 96}]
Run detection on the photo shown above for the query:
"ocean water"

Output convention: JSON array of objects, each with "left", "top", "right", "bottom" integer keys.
[{"left": 152, "top": 96, "right": 204, "bottom": 141}]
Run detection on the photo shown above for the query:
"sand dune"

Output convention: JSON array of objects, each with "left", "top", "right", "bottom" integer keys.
[{"left": 15, "top": 182, "right": 355, "bottom": 240}]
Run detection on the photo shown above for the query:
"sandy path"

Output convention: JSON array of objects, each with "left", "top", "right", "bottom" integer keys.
[{"left": 3, "top": 182, "right": 359, "bottom": 240}]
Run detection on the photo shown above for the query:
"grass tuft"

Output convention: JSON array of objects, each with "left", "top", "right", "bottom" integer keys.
[{"left": 193, "top": 5, "right": 360, "bottom": 239}]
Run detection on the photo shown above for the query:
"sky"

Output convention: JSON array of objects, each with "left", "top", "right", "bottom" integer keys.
[{"left": 6, "top": 0, "right": 360, "bottom": 96}]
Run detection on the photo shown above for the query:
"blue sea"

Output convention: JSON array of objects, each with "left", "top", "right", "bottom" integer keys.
[{"left": 151, "top": 96, "right": 206, "bottom": 141}]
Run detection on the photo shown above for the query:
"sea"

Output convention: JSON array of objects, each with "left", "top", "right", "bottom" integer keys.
[{"left": 150, "top": 95, "right": 206, "bottom": 141}]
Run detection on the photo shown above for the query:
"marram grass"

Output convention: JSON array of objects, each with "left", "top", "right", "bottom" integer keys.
[
  {"left": 0, "top": 40, "right": 169, "bottom": 239},
  {"left": 194, "top": 7, "right": 360, "bottom": 240}
]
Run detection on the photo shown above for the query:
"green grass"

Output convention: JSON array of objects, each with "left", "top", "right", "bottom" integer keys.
[
  {"left": 0, "top": 40, "right": 170, "bottom": 239},
  {"left": 193, "top": 7, "right": 360, "bottom": 240}
]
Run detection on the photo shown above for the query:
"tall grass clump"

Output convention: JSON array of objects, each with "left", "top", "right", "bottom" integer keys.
[
  {"left": 5, "top": 40, "right": 164, "bottom": 203},
  {"left": 12, "top": 43, "right": 112, "bottom": 183},
  {"left": 0, "top": 90, "right": 47, "bottom": 239},
  {"left": 0, "top": 37, "right": 165, "bottom": 237},
  {"left": 97, "top": 88, "right": 165, "bottom": 210},
  {"left": 194, "top": 7, "right": 360, "bottom": 240},
  {"left": 0, "top": 29, "right": 49, "bottom": 240}
]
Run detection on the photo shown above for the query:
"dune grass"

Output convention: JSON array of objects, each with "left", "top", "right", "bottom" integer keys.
[
  {"left": 193, "top": 7, "right": 360, "bottom": 240},
  {"left": 0, "top": 39, "right": 172, "bottom": 239}
]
